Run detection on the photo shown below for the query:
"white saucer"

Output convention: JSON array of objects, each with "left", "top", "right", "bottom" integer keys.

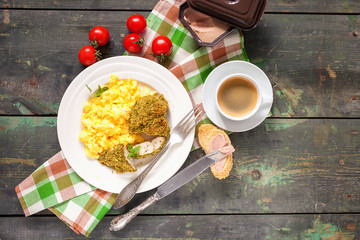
[{"left": 203, "top": 60, "right": 273, "bottom": 132}]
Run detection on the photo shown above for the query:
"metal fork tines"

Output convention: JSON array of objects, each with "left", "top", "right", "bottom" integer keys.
[
  {"left": 112, "top": 103, "right": 205, "bottom": 209},
  {"left": 171, "top": 103, "right": 205, "bottom": 143}
]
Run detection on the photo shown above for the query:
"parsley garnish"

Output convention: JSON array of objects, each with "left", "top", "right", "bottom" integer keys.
[
  {"left": 85, "top": 84, "right": 109, "bottom": 97},
  {"left": 86, "top": 84, "right": 92, "bottom": 93},
  {"left": 95, "top": 85, "right": 109, "bottom": 97},
  {"left": 127, "top": 144, "right": 141, "bottom": 158}
]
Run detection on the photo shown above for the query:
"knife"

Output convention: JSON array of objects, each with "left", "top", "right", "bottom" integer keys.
[{"left": 109, "top": 146, "right": 234, "bottom": 231}]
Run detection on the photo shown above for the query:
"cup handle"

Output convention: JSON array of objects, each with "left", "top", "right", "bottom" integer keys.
[
  {"left": 262, "top": 95, "right": 273, "bottom": 105},
  {"left": 260, "top": 96, "right": 273, "bottom": 118}
]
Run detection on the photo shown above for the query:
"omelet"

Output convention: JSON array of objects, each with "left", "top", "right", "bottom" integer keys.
[{"left": 78, "top": 74, "right": 156, "bottom": 159}]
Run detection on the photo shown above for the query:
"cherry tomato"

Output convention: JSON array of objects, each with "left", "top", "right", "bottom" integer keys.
[
  {"left": 126, "top": 15, "right": 147, "bottom": 34},
  {"left": 89, "top": 26, "right": 110, "bottom": 47},
  {"left": 123, "top": 33, "right": 144, "bottom": 53},
  {"left": 151, "top": 35, "right": 172, "bottom": 62},
  {"left": 78, "top": 45, "right": 100, "bottom": 66}
]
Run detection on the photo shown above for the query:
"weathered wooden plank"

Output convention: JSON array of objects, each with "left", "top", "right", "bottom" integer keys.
[
  {"left": 269, "top": 0, "right": 360, "bottom": 13},
  {"left": 1, "top": 0, "right": 360, "bottom": 13},
  {"left": 2, "top": 117, "right": 360, "bottom": 215},
  {"left": 0, "top": 214, "right": 358, "bottom": 239},
  {"left": 1, "top": 11, "right": 359, "bottom": 117},
  {"left": 244, "top": 14, "right": 360, "bottom": 118},
  {"left": 0, "top": 0, "right": 158, "bottom": 10},
  {"left": 0, "top": 10, "right": 148, "bottom": 115}
]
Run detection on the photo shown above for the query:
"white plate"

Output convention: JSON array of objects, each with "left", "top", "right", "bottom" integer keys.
[
  {"left": 57, "top": 56, "right": 194, "bottom": 193},
  {"left": 203, "top": 60, "right": 273, "bottom": 132}
]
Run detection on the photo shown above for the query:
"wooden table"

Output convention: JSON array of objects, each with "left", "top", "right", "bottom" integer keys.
[{"left": 1, "top": 1, "right": 360, "bottom": 239}]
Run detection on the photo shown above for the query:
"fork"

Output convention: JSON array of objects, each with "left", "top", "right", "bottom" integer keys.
[{"left": 112, "top": 103, "right": 205, "bottom": 209}]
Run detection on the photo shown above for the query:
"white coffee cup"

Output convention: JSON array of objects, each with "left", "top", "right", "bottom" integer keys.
[{"left": 215, "top": 73, "right": 262, "bottom": 121}]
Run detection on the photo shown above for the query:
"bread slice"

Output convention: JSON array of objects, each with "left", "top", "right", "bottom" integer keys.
[{"left": 198, "top": 124, "right": 233, "bottom": 179}]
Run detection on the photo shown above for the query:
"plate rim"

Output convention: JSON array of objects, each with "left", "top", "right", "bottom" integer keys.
[{"left": 57, "top": 56, "right": 194, "bottom": 193}]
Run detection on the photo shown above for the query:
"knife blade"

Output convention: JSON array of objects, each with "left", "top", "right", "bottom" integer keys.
[
  {"left": 109, "top": 146, "right": 234, "bottom": 231},
  {"left": 156, "top": 146, "right": 234, "bottom": 199}
]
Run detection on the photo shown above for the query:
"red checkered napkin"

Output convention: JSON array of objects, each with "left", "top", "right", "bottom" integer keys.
[{"left": 16, "top": 0, "right": 248, "bottom": 236}]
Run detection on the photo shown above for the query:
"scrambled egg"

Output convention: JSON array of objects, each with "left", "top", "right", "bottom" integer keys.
[{"left": 79, "top": 74, "right": 156, "bottom": 159}]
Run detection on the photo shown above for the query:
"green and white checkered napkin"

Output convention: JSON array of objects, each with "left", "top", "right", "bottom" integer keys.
[{"left": 15, "top": 0, "right": 248, "bottom": 236}]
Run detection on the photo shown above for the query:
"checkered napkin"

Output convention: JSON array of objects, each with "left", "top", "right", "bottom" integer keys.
[{"left": 15, "top": 0, "right": 248, "bottom": 236}]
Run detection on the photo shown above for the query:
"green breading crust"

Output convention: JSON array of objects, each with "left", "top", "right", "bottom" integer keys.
[
  {"left": 129, "top": 94, "right": 170, "bottom": 137},
  {"left": 98, "top": 144, "right": 136, "bottom": 173}
]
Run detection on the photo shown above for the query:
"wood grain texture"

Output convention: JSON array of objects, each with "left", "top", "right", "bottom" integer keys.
[
  {"left": 0, "top": 214, "right": 358, "bottom": 239},
  {"left": 0, "top": 0, "right": 158, "bottom": 10},
  {"left": 1, "top": 11, "right": 360, "bottom": 117},
  {"left": 1, "top": 1, "right": 360, "bottom": 238},
  {"left": 0, "top": 10, "right": 148, "bottom": 115},
  {"left": 2, "top": 117, "right": 359, "bottom": 215},
  {"left": 244, "top": 14, "right": 360, "bottom": 118},
  {"left": 268, "top": 0, "right": 360, "bottom": 13},
  {"left": 1, "top": 0, "right": 360, "bottom": 13}
]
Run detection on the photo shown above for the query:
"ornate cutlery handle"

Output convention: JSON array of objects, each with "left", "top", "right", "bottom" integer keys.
[{"left": 109, "top": 193, "right": 160, "bottom": 231}]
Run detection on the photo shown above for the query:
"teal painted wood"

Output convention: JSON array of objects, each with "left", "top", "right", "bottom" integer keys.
[
  {"left": 0, "top": 11, "right": 359, "bottom": 117},
  {"left": 244, "top": 14, "right": 360, "bottom": 118},
  {"left": 2, "top": 117, "right": 360, "bottom": 215},
  {"left": 0, "top": 10, "right": 148, "bottom": 115},
  {"left": 0, "top": 214, "right": 358, "bottom": 239},
  {"left": 1, "top": 1, "right": 360, "bottom": 239}
]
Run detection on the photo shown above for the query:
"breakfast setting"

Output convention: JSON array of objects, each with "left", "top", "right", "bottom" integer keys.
[{"left": 1, "top": 0, "right": 360, "bottom": 239}]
